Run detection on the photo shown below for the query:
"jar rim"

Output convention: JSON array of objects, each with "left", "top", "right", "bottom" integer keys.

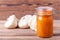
[{"left": 36, "top": 6, "right": 53, "bottom": 11}]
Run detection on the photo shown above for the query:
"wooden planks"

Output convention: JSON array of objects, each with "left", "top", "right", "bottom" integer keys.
[
  {"left": 0, "top": 5, "right": 37, "bottom": 11},
  {"left": 0, "top": 0, "right": 60, "bottom": 20},
  {"left": 0, "top": 20, "right": 59, "bottom": 40},
  {"left": 0, "top": 0, "right": 26, "bottom": 4},
  {"left": 0, "top": 20, "right": 59, "bottom": 34},
  {"left": 0, "top": 11, "right": 34, "bottom": 20},
  {"left": 0, "top": 0, "right": 58, "bottom": 5},
  {"left": 0, "top": 36, "right": 58, "bottom": 40},
  {"left": 0, "top": 5, "right": 59, "bottom": 20}
]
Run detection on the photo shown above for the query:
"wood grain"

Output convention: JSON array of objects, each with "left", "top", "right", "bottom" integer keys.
[
  {"left": 0, "top": 0, "right": 60, "bottom": 20},
  {"left": 0, "top": 20, "right": 60, "bottom": 34},
  {"left": 0, "top": 20, "right": 59, "bottom": 40},
  {"left": 0, "top": 0, "right": 58, "bottom": 5},
  {"left": 0, "top": 5, "right": 37, "bottom": 11},
  {"left": 0, "top": 11, "right": 34, "bottom": 20},
  {"left": 0, "top": 36, "right": 59, "bottom": 40},
  {"left": 0, "top": 0, "right": 26, "bottom": 4}
]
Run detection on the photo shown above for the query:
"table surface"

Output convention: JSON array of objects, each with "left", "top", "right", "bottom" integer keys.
[{"left": 0, "top": 20, "right": 60, "bottom": 40}]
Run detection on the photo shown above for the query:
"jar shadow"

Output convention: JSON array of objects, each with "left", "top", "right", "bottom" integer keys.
[{"left": 53, "top": 33, "right": 60, "bottom": 36}]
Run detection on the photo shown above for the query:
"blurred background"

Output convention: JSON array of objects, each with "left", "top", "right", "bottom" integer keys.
[{"left": 0, "top": 0, "right": 60, "bottom": 20}]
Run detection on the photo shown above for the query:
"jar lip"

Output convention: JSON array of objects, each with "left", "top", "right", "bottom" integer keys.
[
  {"left": 37, "top": 14, "right": 52, "bottom": 16},
  {"left": 37, "top": 6, "right": 53, "bottom": 11}
]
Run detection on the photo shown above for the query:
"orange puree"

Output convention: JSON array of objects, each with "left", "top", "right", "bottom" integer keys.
[{"left": 37, "top": 11, "right": 53, "bottom": 38}]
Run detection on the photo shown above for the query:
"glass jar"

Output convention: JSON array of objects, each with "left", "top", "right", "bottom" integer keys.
[{"left": 36, "top": 6, "right": 53, "bottom": 38}]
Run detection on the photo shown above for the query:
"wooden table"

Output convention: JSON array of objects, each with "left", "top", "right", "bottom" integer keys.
[{"left": 0, "top": 20, "right": 60, "bottom": 40}]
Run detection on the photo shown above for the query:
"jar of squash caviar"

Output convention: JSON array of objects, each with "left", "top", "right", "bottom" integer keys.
[{"left": 36, "top": 6, "right": 53, "bottom": 38}]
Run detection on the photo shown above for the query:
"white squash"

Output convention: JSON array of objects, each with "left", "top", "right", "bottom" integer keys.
[
  {"left": 18, "top": 15, "right": 32, "bottom": 28},
  {"left": 29, "top": 15, "right": 37, "bottom": 31},
  {"left": 4, "top": 15, "right": 18, "bottom": 29}
]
